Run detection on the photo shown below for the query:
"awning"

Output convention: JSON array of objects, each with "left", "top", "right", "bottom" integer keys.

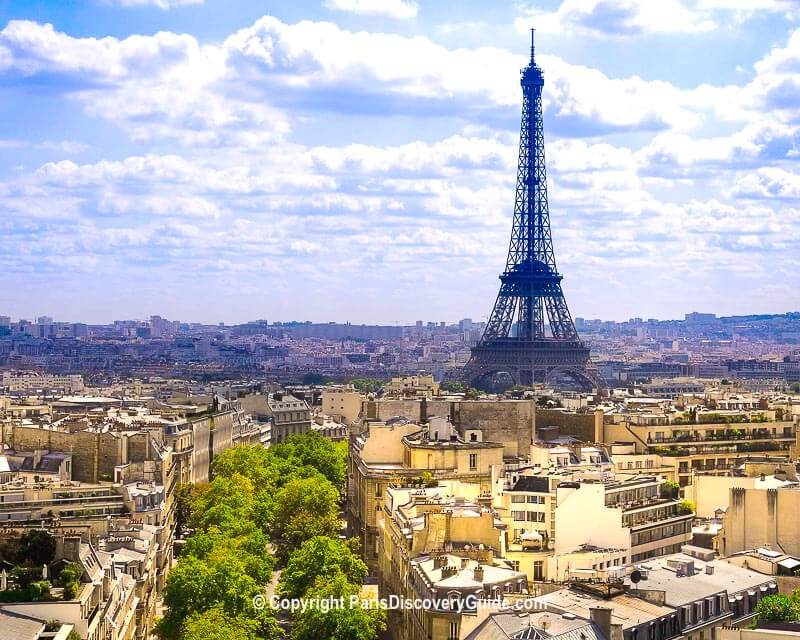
[
  {"left": 778, "top": 558, "right": 800, "bottom": 570},
  {"left": 521, "top": 531, "right": 542, "bottom": 541}
]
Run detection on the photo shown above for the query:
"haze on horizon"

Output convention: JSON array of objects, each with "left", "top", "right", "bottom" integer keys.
[{"left": 1, "top": 0, "right": 798, "bottom": 325}]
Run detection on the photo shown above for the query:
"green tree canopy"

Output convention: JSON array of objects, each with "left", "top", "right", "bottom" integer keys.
[
  {"left": 18, "top": 530, "right": 56, "bottom": 566},
  {"left": 212, "top": 446, "right": 282, "bottom": 488},
  {"left": 279, "top": 536, "right": 367, "bottom": 599},
  {"left": 292, "top": 573, "right": 386, "bottom": 640},
  {"left": 190, "top": 474, "right": 256, "bottom": 535},
  {"left": 272, "top": 432, "right": 347, "bottom": 491},
  {"left": 157, "top": 547, "right": 272, "bottom": 639},
  {"left": 755, "top": 594, "right": 800, "bottom": 623},
  {"left": 349, "top": 378, "right": 384, "bottom": 394},
  {"left": 183, "top": 528, "right": 274, "bottom": 585},
  {"left": 440, "top": 381, "right": 465, "bottom": 393},
  {"left": 269, "top": 475, "right": 341, "bottom": 553},
  {"left": 182, "top": 605, "right": 262, "bottom": 640}
]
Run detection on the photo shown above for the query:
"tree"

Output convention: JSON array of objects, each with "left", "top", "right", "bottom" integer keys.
[
  {"left": 440, "top": 381, "right": 465, "bottom": 393},
  {"left": 18, "top": 530, "right": 56, "bottom": 566},
  {"left": 292, "top": 574, "right": 386, "bottom": 640},
  {"left": 157, "top": 547, "right": 271, "bottom": 639},
  {"left": 755, "top": 594, "right": 800, "bottom": 623},
  {"left": 349, "top": 378, "right": 384, "bottom": 394},
  {"left": 183, "top": 528, "right": 274, "bottom": 585},
  {"left": 212, "top": 446, "right": 281, "bottom": 488},
  {"left": 302, "top": 373, "right": 328, "bottom": 385},
  {"left": 174, "top": 483, "right": 205, "bottom": 535},
  {"left": 269, "top": 475, "right": 341, "bottom": 553},
  {"left": 279, "top": 536, "right": 367, "bottom": 599},
  {"left": 190, "top": 474, "right": 256, "bottom": 535},
  {"left": 464, "top": 387, "right": 481, "bottom": 400},
  {"left": 58, "top": 562, "right": 83, "bottom": 600},
  {"left": 182, "top": 605, "right": 261, "bottom": 640},
  {"left": 275, "top": 432, "right": 348, "bottom": 491}
]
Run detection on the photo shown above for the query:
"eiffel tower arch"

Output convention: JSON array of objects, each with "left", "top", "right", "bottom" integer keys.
[{"left": 462, "top": 32, "right": 603, "bottom": 392}]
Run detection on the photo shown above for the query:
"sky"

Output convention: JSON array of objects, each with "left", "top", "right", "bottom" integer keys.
[{"left": 0, "top": 0, "right": 798, "bottom": 325}]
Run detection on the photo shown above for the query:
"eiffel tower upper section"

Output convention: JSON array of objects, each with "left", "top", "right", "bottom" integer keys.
[{"left": 463, "top": 32, "right": 601, "bottom": 390}]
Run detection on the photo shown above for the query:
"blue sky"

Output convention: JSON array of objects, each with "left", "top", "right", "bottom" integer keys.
[{"left": 0, "top": 0, "right": 798, "bottom": 325}]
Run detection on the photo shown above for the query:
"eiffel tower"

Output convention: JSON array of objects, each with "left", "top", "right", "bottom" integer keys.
[{"left": 462, "top": 32, "right": 602, "bottom": 391}]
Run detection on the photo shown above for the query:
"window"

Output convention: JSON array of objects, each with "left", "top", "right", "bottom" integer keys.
[
  {"left": 469, "top": 453, "right": 478, "bottom": 470},
  {"left": 533, "top": 561, "right": 544, "bottom": 581},
  {"left": 375, "top": 483, "right": 382, "bottom": 498},
  {"left": 512, "top": 511, "right": 526, "bottom": 521},
  {"left": 511, "top": 495, "right": 526, "bottom": 503},
  {"left": 449, "top": 622, "right": 459, "bottom": 640}
]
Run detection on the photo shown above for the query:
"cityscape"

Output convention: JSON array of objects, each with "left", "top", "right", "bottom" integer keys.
[{"left": 1, "top": 2, "right": 800, "bottom": 640}]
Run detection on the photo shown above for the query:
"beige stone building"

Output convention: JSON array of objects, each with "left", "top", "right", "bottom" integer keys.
[
  {"left": 554, "top": 475, "right": 693, "bottom": 564},
  {"left": 383, "top": 374, "right": 440, "bottom": 399},
  {"left": 321, "top": 385, "right": 363, "bottom": 424},
  {"left": 362, "top": 397, "right": 535, "bottom": 458},
  {"left": 348, "top": 416, "right": 504, "bottom": 569},
  {"left": 721, "top": 484, "right": 800, "bottom": 557},
  {"left": 598, "top": 415, "right": 797, "bottom": 488},
  {"left": 378, "top": 482, "right": 527, "bottom": 640}
]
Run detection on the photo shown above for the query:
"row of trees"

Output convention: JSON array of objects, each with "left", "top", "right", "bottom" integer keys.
[{"left": 158, "top": 433, "right": 384, "bottom": 640}]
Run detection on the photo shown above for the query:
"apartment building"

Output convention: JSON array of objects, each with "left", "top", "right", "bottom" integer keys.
[
  {"left": 320, "top": 385, "right": 363, "bottom": 424},
  {"left": 348, "top": 416, "right": 504, "bottom": 569},
  {"left": 466, "top": 610, "right": 607, "bottom": 640},
  {"left": 555, "top": 476, "right": 694, "bottom": 563},
  {"left": 599, "top": 414, "right": 797, "bottom": 487},
  {"left": 1, "top": 372, "right": 85, "bottom": 394},
  {"left": 628, "top": 553, "right": 777, "bottom": 638},
  {"left": 240, "top": 392, "right": 311, "bottom": 444},
  {"left": 383, "top": 374, "right": 440, "bottom": 399},
  {"left": 720, "top": 483, "right": 800, "bottom": 557},
  {"left": 378, "top": 482, "right": 527, "bottom": 640},
  {"left": 0, "top": 534, "right": 140, "bottom": 640}
]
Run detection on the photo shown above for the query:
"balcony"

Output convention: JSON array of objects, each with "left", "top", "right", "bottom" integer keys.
[{"left": 647, "top": 431, "right": 794, "bottom": 446}]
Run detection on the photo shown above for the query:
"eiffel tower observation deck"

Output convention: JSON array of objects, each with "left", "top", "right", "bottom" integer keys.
[{"left": 462, "top": 32, "right": 602, "bottom": 391}]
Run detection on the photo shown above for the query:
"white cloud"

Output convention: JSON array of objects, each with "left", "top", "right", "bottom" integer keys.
[
  {"left": 323, "top": 0, "right": 418, "bottom": 20},
  {"left": 106, "top": 0, "right": 204, "bottom": 9},
  {"left": 1, "top": 15, "right": 798, "bottom": 320},
  {"left": 515, "top": 0, "right": 798, "bottom": 38},
  {"left": 731, "top": 167, "right": 800, "bottom": 199},
  {"left": 515, "top": 0, "right": 715, "bottom": 37},
  {"left": 6, "top": 15, "right": 793, "bottom": 148}
]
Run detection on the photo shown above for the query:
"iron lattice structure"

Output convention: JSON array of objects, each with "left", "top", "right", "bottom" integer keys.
[{"left": 463, "top": 34, "right": 602, "bottom": 390}]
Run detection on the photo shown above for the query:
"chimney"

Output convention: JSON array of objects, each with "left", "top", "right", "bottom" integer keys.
[
  {"left": 433, "top": 555, "right": 445, "bottom": 569},
  {"left": 461, "top": 558, "right": 469, "bottom": 570},
  {"left": 63, "top": 536, "right": 81, "bottom": 562},
  {"left": 706, "top": 565, "right": 715, "bottom": 575},
  {"left": 473, "top": 565, "right": 485, "bottom": 582},
  {"left": 590, "top": 606, "right": 612, "bottom": 640},
  {"left": 441, "top": 565, "right": 458, "bottom": 579}
]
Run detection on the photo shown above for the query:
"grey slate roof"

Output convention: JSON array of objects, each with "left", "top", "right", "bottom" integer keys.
[
  {"left": 0, "top": 609, "right": 45, "bottom": 640},
  {"left": 627, "top": 554, "right": 774, "bottom": 606},
  {"left": 467, "top": 611, "right": 607, "bottom": 640}
]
